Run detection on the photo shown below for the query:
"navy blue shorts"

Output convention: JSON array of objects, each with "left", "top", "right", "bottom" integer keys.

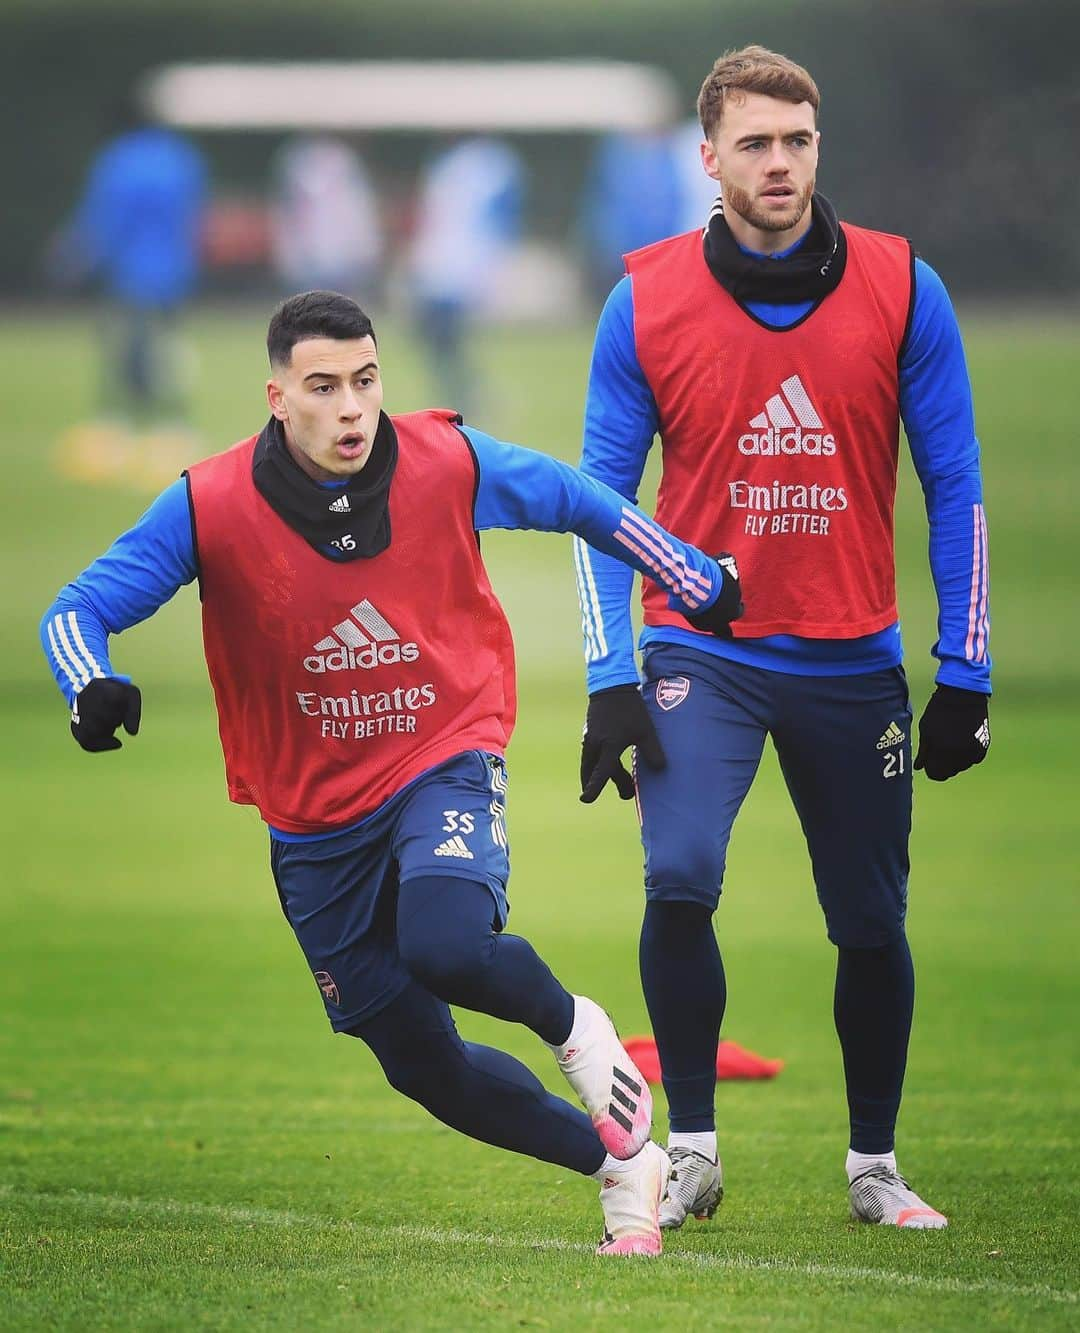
[
  {"left": 270, "top": 750, "right": 511, "bottom": 1030},
  {"left": 636, "top": 645, "right": 913, "bottom": 948}
]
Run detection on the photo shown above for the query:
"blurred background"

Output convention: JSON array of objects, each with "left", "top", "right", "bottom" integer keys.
[{"left": 2, "top": 1, "right": 1078, "bottom": 1324}]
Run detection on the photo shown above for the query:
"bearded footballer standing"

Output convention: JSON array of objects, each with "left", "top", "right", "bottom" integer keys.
[
  {"left": 42, "top": 291, "right": 746, "bottom": 1256},
  {"left": 574, "top": 47, "right": 991, "bottom": 1230}
]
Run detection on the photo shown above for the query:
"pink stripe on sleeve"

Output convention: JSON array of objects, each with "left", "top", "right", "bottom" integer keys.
[
  {"left": 619, "top": 508, "right": 712, "bottom": 596},
  {"left": 613, "top": 531, "right": 704, "bottom": 609},
  {"left": 974, "top": 505, "right": 989, "bottom": 663},
  {"left": 965, "top": 503, "right": 981, "bottom": 661}
]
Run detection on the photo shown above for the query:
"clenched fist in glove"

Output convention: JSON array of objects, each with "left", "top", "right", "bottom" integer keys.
[
  {"left": 580, "top": 685, "right": 666, "bottom": 804},
  {"left": 685, "top": 553, "right": 744, "bottom": 638},
  {"left": 913, "top": 685, "right": 990, "bottom": 781},
  {"left": 71, "top": 678, "right": 142, "bottom": 753},
  {"left": 579, "top": 553, "right": 745, "bottom": 803}
]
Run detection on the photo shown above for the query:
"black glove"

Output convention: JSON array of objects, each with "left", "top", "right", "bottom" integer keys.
[
  {"left": 684, "top": 553, "right": 744, "bottom": 639},
  {"left": 580, "top": 684, "right": 666, "bottom": 804},
  {"left": 70, "top": 678, "right": 142, "bottom": 753},
  {"left": 913, "top": 685, "right": 990, "bottom": 781}
]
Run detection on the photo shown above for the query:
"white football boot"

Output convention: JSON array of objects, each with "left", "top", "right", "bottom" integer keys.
[
  {"left": 849, "top": 1165, "right": 948, "bottom": 1229},
  {"left": 658, "top": 1146, "right": 724, "bottom": 1229},
  {"left": 548, "top": 996, "right": 652, "bottom": 1159},
  {"left": 596, "top": 1141, "right": 671, "bottom": 1257}
]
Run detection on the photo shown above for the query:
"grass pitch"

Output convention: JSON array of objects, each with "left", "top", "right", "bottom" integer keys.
[{"left": 0, "top": 308, "right": 1077, "bottom": 1329}]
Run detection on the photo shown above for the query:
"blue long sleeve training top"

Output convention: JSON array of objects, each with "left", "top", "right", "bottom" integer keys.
[
  {"left": 72, "top": 128, "right": 207, "bottom": 308},
  {"left": 41, "top": 425, "right": 725, "bottom": 713},
  {"left": 574, "top": 256, "right": 991, "bottom": 695}
]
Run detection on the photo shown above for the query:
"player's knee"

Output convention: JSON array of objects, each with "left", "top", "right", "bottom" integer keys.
[
  {"left": 350, "top": 1024, "right": 455, "bottom": 1104},
  {"left": 398, "top": 917, "right": 490, "bottom": 998},
  {"left": 645, "top": 836, "right": 725, "bottom": 905},
  {"left": 826, "top": 912, "right": 907, "bottom": 950},
  {"left": 381, "top": 1050, "right": 436, "bottom": 1102}
]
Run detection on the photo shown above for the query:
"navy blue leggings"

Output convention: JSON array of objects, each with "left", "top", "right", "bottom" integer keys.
[
  {"left": 345, "top": 877, "right": 602, "bottom": 1175},
  {"left": 395, "top": 876, "right": 574, "bottom": 1045},
  {"left": 640, "top": 899, "right": 913, "bottom": 1152}
]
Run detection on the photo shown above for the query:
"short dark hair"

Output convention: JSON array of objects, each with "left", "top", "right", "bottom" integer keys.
[
  {"left": 698, "top": 45, "right": 820, "bottom": 141},
  {"left": 266, "top": 290, "right": 376, "bottom": 368}
]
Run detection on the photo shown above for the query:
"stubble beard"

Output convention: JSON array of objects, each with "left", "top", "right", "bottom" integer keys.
[{"left": 723, "top": 178, "right": 815, "bottom": 234}]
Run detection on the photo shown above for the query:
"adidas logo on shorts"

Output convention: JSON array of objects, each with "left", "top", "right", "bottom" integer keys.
[
  {"left": 876, "top": 721, "right": 906, "bottom": 750},
  {"left": 433, "top": 835, "right": 474, "bottom": 859}
]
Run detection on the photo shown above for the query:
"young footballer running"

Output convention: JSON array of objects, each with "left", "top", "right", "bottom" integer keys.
[
  {"left": 42, "top": 290, "right": 744, "bottom": 1257},
  {"left": 575, "top": 46, "right": 991, "bottom": 1230}
]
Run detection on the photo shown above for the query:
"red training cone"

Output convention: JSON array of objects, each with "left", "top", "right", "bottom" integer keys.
[{"left": 622, "top": 1035, "right": 783, "bottom": 1084}]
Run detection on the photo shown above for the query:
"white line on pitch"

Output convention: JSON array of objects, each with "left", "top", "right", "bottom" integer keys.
[{"left": 4, "top": 1187, "right": 1075, "bottom": 1307}]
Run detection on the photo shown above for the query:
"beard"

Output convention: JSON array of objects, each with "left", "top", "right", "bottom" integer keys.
[{"left": 722, "top": 178, "right": 815, "bottom": 233}]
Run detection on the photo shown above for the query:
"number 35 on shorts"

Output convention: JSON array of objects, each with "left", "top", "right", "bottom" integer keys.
[{"left": 442, "top": 810, "right": 475, "bottom": 834}]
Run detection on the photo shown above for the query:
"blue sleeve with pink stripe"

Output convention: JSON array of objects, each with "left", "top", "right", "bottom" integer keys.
[
  {"left": 40, "top": 478, "right": 197, "bottom": 707},
  {"left": 463, "top": 426, "right": 722, "bottom": 616},
  {"left": 900, "top": 260, "right": 990, "bottom": 692},
  {"left": 574, "top": 278, "right": 662, "bottom": 690}
]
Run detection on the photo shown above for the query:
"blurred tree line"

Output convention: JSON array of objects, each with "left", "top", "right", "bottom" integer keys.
[{"left": 5, "top": 0, "right": 1078, "bottom": 299}]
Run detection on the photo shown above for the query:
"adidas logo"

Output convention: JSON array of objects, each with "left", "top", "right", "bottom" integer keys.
[
  {"left": 975, "top": 720, "right": 990, "bottom": 749},
  {"left": 607, "top": 1066, "right": 643, "bottom": 1135},
  {"left": 876, "top": 721, "right": 906, "bottom": 750},
  {"left": 738, "top": 374, "right": 837, "bottom": 456},
  {"left": 303, "top": 599, "right": 420, "bottom": 673},
  {"left": 327, "top": 494, "right": 351, "bottom": 514},
  {"left": 433, "top": 834, "right": 473, "bottom": 859}
]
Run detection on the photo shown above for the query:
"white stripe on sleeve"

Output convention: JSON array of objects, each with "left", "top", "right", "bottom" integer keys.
[
  {"left": 573, "top": 536, "right": 608, "bottom": 663},
  {"left": 66, "top": 610, "right": 104, "bottom": 682},
  {"left": 47, "top": 617, "right": 83, "bottom": 693},
  {"left": 52, "top": 614, "right": 93, "bottom": 688}
]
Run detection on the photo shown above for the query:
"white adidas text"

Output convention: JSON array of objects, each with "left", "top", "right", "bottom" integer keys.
[
  {"left": 304, "top": 641, "right": 419, "bottom": 673},
  {"left": 304, "top": 599, "right": 418, "bottom": 674},
  {"left": 738, "top": 374, "right": 838, "bottom": 457},
  {"left": 738, "top": 428, "right": 836, "bottom": 457},
  {"left": 434, "top": 835, "right": 474, "bottom": 859}
]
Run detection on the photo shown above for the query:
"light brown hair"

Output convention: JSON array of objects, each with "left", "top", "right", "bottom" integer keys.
[{"left": 697, "top": 45, "right": 820, "bottom": 141}]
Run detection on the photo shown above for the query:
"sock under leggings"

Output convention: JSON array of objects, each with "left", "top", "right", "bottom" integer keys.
[
  {"left": 345, "top": 877, "right": 603, "bottom": 1176},
  {"left": 640, "top": 899, "right": 914, "bottom": 1153}
]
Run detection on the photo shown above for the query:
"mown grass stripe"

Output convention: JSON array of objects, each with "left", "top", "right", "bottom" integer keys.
[{"left": 4, "top": 1186, "right": 1075, "bottom": 1306}]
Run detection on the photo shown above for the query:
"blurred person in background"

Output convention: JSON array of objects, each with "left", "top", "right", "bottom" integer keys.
[
  {"left": 41, "top": 290, "right": 745, "bottom": 1258},
  {"left": 270, "top": 136, "right": 384, "bottom": 301},
  {"left": 406, "top": 137, "right": 524, "bottom": 417},
  {"left": 578, "top": 129, "right": 683, "bottom": 305},
  {"left": 50, "top": 94, "right": 208, "bottom": 486},
  {"left": 574, "top": 45, "right": 991, "bottom": 1232}
]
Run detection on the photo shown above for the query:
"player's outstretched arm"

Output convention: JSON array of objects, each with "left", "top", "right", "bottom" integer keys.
[
  {"left": 464, "top": 425, "right": 744, "bottom": 801},
  {"left": 465, "top": 425, "right": 740, "bottom": 625},
  {"left": 900, "top": 259, "right": 991, "bottom": 782},
  {"left": 41, "top": 478, "right": 198, "bottom": 751}
]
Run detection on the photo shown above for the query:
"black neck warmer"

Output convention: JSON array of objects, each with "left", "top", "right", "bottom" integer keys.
[
  {"left": 702, "top": 191, "right": 847, "bottom": 307},
  {"left": 251, "top": 412, "right": 398, "bottom": 560}
]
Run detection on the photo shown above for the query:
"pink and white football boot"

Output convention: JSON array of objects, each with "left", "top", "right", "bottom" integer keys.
[
  {"left": 596, "top": 1141, "right": 671, "bottom": 1257},
  {"left": 548, "top": 995, "right": 653, "bottom": 1158}
]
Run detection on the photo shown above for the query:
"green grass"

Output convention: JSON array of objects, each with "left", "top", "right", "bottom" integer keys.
[{"left": 1, "top": 310, "right": 1078, "bottom": 1329}]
